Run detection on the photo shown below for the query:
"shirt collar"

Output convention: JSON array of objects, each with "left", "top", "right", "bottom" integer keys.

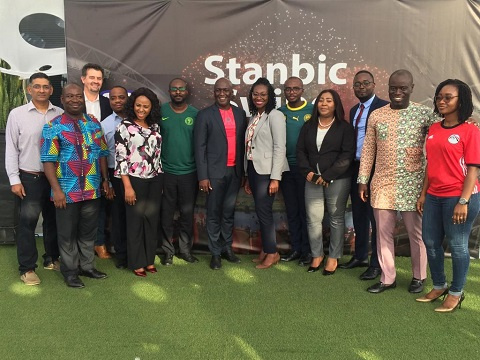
[
  {"left": 27, "top": 100, "right": 56, "bottom": 112},
  {"left": 84, "top": 91, "right": 99, "bottom": 102},
  {"left": 360, "top": 94, "right": 376, "bottom": 108}
]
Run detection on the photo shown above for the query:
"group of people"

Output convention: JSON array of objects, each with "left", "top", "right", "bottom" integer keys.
[{"left": 6, "top": 63, "right": 480, "bottom": 313}]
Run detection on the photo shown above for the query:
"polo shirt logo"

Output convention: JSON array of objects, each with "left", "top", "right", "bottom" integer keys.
[
  {"left": 185, "top": 117, "right": 194, "bottom": 125},
  {"left": 304, "top": 114, "right": 311, "bottom": 122}
]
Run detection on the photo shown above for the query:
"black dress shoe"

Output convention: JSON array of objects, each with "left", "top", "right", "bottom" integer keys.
[
  {"left": 338, "top": 257, "right": 369, "bottom": 269},
  {"left": 367, "top": 281, "right": 397, "bottom": 293},
  {"left": 115, "top": 262, "right": 128, "bottom": 269},
  {"left": 298, "top": 254, "right": 312, "bottom": 267},
  {"left": 79, "top": 268, "right": 108, "bottom": 279},
  {"left": 178, "top": 253, "right": 199, "bottom": 263},
  {"left": 221, "top": 248, "right": 241, "bottom": 263},
  {"left": 65, "top": 275, "right": 85, "bottom": 288},
  {"left": 408, "top": 278, "right": 425, "bottom": 293},
  {"left": 162, "top": 254, "right": 174, "bottom": 266},
  {"left": 307, "top": 265, "right": 321, "bottom": 273},
  {"left": 322, "top": 268, "right": 336, "bottom": 276},
  {"left": 210, "top": 255, "right": 222, "bottom": 270},
  {"left": 281, "top": 250, "right": 301, "bottom": 262},
  {"left": 360, "top": 267, "right": 381, "bottom": 280}
]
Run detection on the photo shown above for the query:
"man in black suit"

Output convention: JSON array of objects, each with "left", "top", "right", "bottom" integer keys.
[
  {"left": 81, "top": 63, "right": 112, "bottom": 121},
  {"left": 194, "top": 78, "right": 247, "bottom": 270},
  {"left": 338, "top": 70, "right": 389, "bottom": 280}
]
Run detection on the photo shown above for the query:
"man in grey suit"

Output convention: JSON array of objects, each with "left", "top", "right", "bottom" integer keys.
[{"left": 194, "top": 78, "right": 247, "bottom": 270}]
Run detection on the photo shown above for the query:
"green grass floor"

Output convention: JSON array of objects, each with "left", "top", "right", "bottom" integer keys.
[{"left": 1, "top": 242, "right": 480, "bottom": 360}]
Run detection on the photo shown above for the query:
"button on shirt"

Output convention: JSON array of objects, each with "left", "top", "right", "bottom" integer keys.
[
  {"left": 101, "top": 112, "right": 124, "bottom": 169},
  {"left": 353, "top": 95, "right": 375, "bottom": 160},
  {"left": 5, "top": 101, "right": 63, "bottom": 185}
]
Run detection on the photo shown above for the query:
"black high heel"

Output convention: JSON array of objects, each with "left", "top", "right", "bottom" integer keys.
[{"left": 434, "top": 293, "right": 465, "bottom": 313}]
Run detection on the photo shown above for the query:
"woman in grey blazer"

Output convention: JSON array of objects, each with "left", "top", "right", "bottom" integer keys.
[{"left": 244, "top": 78, "right": 289, "bottom": 269}]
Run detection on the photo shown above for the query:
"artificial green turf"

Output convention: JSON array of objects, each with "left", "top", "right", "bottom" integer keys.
[{"left": 1, "top": 242, "right": 480, "bottom": 360}]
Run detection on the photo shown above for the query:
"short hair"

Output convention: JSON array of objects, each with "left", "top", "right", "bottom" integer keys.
[
  {"left": 248, "top": 77, "right": 276, "bottom": 116},
  {"left": 285, "top": 76, "right": 303, "bottom": 86},
  {"left": 125, "top": 87, "right": 161, "bottom": 126},
  {"left": 389, "top": 69, "right": 413, "bottom": 83},
  {"left": 305, "top": 89, "right": 346, "bottom": 132},
  {"left": 81, "top": 63, "right": 105, "bottom": 78},
  {"left": 168, "top": 78, "right": 188, "bottom": 89},
  {"left": 110, "top": 85, "right": 128, "bottom": 95},
  {"left": 61, "top": 83, "right": 83, "bottom": 95},
  {"left": 354, "top": 70, "right": 374, "bottom": 82},
  {"left": 29, "top": 72, "right": 50, "bottom": 84},
  {"left": 433, "top": 79, "right": 473, "bottom": 123}
]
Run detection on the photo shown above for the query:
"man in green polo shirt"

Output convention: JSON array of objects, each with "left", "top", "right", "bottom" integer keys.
[
  {"left": 278, "top": 76, "right": 313, "bottom": 266},
  {"left": 159, "top": 78, "right": 199, "bottom": 265}
]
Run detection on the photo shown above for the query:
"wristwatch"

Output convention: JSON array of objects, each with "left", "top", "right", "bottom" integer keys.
[{"left": 458, "top": 198, "right": 469, "bottom": 205}]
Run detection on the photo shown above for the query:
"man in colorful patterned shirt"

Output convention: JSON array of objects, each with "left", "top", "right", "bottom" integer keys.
[
  {"left": 358, "top": 70, "right": 437, "bottom": 294},
  {"left": 41, "top": 83, "right": 110, "bottom": 289},
  {"left": 159, "top": 78, "right": 199, "bottom": 265}
]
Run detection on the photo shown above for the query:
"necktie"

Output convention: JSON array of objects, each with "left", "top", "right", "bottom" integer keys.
[{"left": 354, "top": 104, "right": 365, "bottom": 140}]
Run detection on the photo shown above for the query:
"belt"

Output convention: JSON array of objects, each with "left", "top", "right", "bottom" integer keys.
[{"left": 20, "top": 169, "right": 44, "bottom": 176}]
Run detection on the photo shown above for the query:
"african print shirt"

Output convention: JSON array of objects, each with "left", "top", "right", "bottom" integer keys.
[
  {"left": 40, "top": 113, "right": 109, "bottom": 203},
  {"left": 358, "top": 103, "right": 438, "bottom": 211},
  {"left": 114, "top": 120, "right": 163, "bottom": 179}
]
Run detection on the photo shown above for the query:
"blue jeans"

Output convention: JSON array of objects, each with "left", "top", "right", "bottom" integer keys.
[
  {"left": 247, "top": 162, "right": 277, "bottom": 254},
  {"left": 422, "top": 193, "right": 480, "bottom": 295},
  {"left": 305, "top": 177, "right": 350, "bottom": 258}
]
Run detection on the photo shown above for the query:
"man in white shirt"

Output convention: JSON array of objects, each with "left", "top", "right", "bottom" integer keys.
[
  {"left": 5, "top": 72, "right": 63, "bottom": 285},
  {"left": 81, "top": 63, "right": 113, "bottom": 258}
]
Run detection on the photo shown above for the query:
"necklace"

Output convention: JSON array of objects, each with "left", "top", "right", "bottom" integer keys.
[{"left": 318, "top": 117, "right": 335, "bottom": 128}]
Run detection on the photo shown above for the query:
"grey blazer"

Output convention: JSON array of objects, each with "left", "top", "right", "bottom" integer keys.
[{"left": 244, "top": 108, "right": 289, "bottom": 180}]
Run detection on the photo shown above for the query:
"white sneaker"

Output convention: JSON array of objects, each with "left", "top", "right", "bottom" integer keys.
[{"left": 20, "top": 271, "right": 41, "bottom": 285}]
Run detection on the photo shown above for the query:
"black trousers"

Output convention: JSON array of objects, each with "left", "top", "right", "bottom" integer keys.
[
  {"left": 56, "top": 198, "right": 100, "bottom": 278},
  {"left": 205, "top": 166, "right": 240, "bottom": 256},
  {"left": 109, "top": 169, "right": 127, "bottom": 265},
  {"left": 126, "top": 175, "right": 163, "bottom": 270},
  {"left": 16, "top": 172, "right": 58, "bottom": 274},
  {"left": 160, "top": 171, "right": 198, "bottom": 256},
  {"left": 350, "top": 161, "right": 379, "bottom": 268}
]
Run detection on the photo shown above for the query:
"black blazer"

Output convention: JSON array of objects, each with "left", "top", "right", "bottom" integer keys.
[
  {"left": 194, "top": 104, "right": 247, "bottom": 180},
  {"left": 296, "top": 119, "right": 355, "bottom": 182},
  {"left": 99, "top": 95, "right": 113, "bottom": 121},
  {"left": 349, "top": 95, "right": 389, "bottom": 144}
]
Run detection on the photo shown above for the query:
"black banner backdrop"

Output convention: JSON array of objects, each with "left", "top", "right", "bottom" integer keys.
[{"left": 64, "top": 0, "right": 480, "bottom": 256}]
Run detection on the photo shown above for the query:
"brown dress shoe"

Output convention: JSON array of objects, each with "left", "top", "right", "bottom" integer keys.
[
  {"left": 256, "top": 253, "right": 280, "bottom": 269},
  {"left": 95, "top": 245, "right": 112, "bottom": 259}
]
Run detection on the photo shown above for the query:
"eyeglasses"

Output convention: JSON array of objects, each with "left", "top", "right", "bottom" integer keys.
[
  {"left": 170, "top": 87, "right": 187, "bottom": 92},
  {"left": 284, "top": 87, "right": 303, "bottom": 93},
  {"left": 31, "top": 84, "right": 51, "bottom": 90},
  {"left": 435, "top": 95, "right": 458, "bottom": 103},
  {"left": 252, "top": 92, "right": 268, "bottom": 98},
  {"left": 353, "top": 81, "right": 373, "bottom": 88}
]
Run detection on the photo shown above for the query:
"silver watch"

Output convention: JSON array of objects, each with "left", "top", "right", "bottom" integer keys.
[{"left": 458, "top": 198, "right": 469, "bottom": 205}]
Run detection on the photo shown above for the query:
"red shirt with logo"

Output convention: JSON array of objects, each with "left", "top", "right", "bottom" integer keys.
[
  {"left": 219, "top": 107, "right": 236, "bottom": 166},
  {"left": 425, "top": 121, "right": 480, "bottom": 197}
]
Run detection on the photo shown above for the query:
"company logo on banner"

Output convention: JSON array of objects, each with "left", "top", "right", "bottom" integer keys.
[{"left": 182, "top": 9, "right": 390, "bottom": 115}]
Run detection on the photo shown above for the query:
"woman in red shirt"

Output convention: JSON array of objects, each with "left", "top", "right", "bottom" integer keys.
[{"left": 416, "top": 79, "right": 480, "bottom": 312}]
